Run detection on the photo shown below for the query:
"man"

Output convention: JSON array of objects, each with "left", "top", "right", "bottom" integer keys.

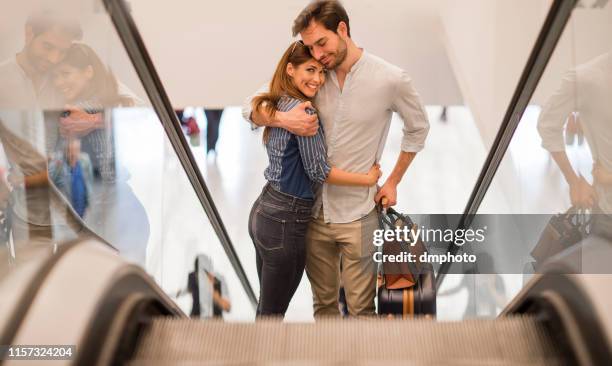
[
  {"left": 243, "top": 0, "right": 429, "bottom": 317},
  {"left": 0, "top": 12, "right": 85, "bottom": 249}
]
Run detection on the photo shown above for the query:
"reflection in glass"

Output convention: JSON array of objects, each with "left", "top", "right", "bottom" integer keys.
[
  {"left": 0, "top": 11, "right": 87, "bottom": 256},
  {"left": 538, "top": 51, "right": 612, "bottom": 221},
  {"left": 0, "top": 1, "right": 253, "bottom": 319},
  {"left": 474, "top": 4, "right": 612, "bottom": 315}
]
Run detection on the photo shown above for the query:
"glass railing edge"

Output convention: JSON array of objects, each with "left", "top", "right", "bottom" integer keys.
[
  {"left": 101, "top": 0, "right": 257, "bottom": 308},
  {"left": 435, "top": 0, "right": 578, "bottom": 289}
]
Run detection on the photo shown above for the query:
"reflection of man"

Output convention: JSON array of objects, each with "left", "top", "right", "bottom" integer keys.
[
  {"left": 243, "top": 1, "right": 429, "bottom": 317},
  {"left": 0, "top": 12, "right": 84, "bottom": 248},
  {"left": 0, "top": 14, "right": 78, "bottom": 110},
  {"left": 537, "top": 52, "right": 612, "bottom": 219}
]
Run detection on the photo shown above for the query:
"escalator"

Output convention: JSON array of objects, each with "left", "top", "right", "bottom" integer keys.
[
  {"left": 3, "top": 235, "right": 609, "bottom": 365},
  {"left": 1, "top": 0, "right": 611, "bottom": 365},
  {"left": 4, "top": 236, "right": 610, "bottom": 365},
  {"left": 131, "top": 316, "right": 562, "bottom": 365}
]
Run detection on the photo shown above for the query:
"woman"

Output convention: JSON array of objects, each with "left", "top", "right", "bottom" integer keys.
[
  {"left": 248, "top": 41, "right": 382, "bottom": 317},
  {"left": 51, "top": 43, "right": 150, "bottom": 264}
]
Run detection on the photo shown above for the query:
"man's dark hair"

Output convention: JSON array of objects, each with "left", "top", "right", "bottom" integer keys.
[
  {"left": 292, "top": 0, "right": 350, "bottom": 38},
  {"left": 25, "top": 11, "right": 83, "bottom": 40}
]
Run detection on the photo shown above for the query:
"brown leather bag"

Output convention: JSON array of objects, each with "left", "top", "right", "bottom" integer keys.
[
  {"left": 378, "top": 207, "right": 428, "bottom": 289},
  {"left": 376, "top": 206, "right": 436, "bottom": 318}
]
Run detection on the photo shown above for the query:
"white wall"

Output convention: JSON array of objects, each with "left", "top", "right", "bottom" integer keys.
[
  {"left": 438, "top": 0, "right": 551, "bottom": 148},
  {"left": 127, "top": 0, "right": 463, "bottom": 108},
  {"left": 438, "top": 0, "right": 612, "bottom": 148}
]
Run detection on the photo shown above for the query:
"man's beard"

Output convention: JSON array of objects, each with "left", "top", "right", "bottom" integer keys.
[{"left": 327, "top": 38, "right": 348, "bottom": 70}]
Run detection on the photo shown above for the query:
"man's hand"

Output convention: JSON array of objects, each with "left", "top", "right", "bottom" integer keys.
[
  {"left": 375, "top": 180, "right": 398, "bottom": 208},
  {"left": 569, "top": 175, "right": 597, "bottom": 209},
  {"left": 277, "top": 101, "right": 319, "bottom": 136},
  {"left": 375, "top": 151, "right": 415, "bottom": 208},
  {"left": 59, "top": 105, "right": 102, "bottom": 138}
]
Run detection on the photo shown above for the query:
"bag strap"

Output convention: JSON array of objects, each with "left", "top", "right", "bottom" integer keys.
[
  {"left": 387, "top": 207, "right": 414, "bottom": 228},
  {"left": 377, "top": 204, "right": 423, "bottom": 276},
  {"left": 376, "top": 203, "right": 415, "bottom": 277}
]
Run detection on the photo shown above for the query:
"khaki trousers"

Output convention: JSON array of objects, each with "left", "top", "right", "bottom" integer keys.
[{"left": 305, "top": 208, "right": 378, "bottom": 317}]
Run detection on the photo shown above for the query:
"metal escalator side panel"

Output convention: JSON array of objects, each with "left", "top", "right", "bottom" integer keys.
[
  {"left": 502, "top": 272, "right": 612, "bottom": 365},
  {"left": 78, "top": 268, "right": 185, "bottom": 365},
  {"left": 0, "top": 242, "right": 80, "bottom": 347},
  {"left": 4, "top": 240, "right": 183, "bottom": 366}
]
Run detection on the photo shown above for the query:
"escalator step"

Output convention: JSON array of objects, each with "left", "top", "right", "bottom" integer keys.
[{"left": 128, "top": 316, "right": 565, "bottom": 365}]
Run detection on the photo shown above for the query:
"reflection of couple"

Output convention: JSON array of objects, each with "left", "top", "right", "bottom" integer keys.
[
  {"left": 537, "top": 51, "right": 612, "bottom": 237},
  {"left": 0, "top": 12, "right": 149, "bottom": 262},
  {"left": 243, "top": 1, "right": 430, "bottom": 317},
  {"left": 47, "top": 41, "right": 151, "bottom": 263},
  {"left": 0, "top": 12, "right": 86, "bottom": 250}
]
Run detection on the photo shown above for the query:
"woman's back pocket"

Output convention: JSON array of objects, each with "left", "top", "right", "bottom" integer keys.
[{"left": 253, "top": 209, "right": 286, "bottom": 251}]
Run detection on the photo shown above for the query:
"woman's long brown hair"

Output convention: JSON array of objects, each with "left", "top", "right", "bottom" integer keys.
[
  {"left": 60, "top": 43, "right": 133, "bottom": 107},
  {"left": 252, "top": 41, "right": 316, "bottom": 143}
]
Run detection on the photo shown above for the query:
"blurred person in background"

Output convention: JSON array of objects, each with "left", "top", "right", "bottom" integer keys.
[
  {"left": 204, "top": 108, "right": 223, "bottom": 155},
  {"left": 177, "top": 254, "right": 232, "bottom": 319},
  {"left": 49, "top": 138, "right": 93, "bottom": 218}
]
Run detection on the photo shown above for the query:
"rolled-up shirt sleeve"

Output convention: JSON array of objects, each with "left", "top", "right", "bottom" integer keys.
[
  {"left": 537, "top": 70, "right": 576, "bottom": 153},
  {"left": 241, "top": 83, "right": 269, "bottom": 127},
  {"left": 392, "top": 71, "right": 430, "bottom": 153},
  {"left": 296, "top": 128, "right": 331, "bottom": 185}
]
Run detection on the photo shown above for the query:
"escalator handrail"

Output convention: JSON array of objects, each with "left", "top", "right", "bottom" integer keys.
[
  {"left": 102, "top": 0, "right": 257, "bottom": 308},
  {"left": 436, "top": 0, "right": 577, "bottom": 288}
]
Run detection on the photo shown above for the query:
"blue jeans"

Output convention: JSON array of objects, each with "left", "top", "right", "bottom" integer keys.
[{"left": 248, "top": 183, "right": 313, "bottom": 316}]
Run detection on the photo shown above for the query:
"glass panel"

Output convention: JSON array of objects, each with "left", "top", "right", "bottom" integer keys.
[
  {"left": 0, "top": 0, "right": 253, "bottom": 320},
  {"left": 460, "top": 2, "right": 612, "bottom": 317}
]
